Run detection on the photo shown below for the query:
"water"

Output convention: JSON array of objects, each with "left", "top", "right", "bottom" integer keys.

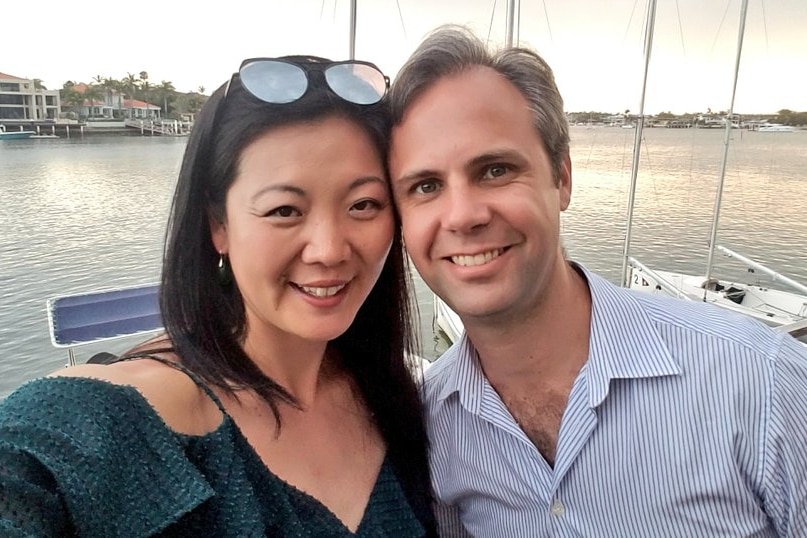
[{"left": 1, "top": 128, "right": 806, "bottom": 397}]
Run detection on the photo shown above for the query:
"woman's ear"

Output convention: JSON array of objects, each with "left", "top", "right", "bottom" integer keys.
[{"left": 209, "top": 211, "right": 228, "bottom": 254}]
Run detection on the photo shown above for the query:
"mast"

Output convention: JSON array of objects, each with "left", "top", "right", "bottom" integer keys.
[
  {"left": 505, "top": 0, "right": 517, "bottom": 47},
  {"left": 348, "top": 0, "right": 357, "bottom": 59},
  {"left": 704, "top": 0, "right": 749, "bottom": 284},
  {"left": 620, "top": 0, "right": 658, "bottom": 286}
]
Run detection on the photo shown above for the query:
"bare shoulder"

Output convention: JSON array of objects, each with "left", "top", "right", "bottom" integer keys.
[{"left": 49, "top": 356, "right": 224, "bottom": 435}]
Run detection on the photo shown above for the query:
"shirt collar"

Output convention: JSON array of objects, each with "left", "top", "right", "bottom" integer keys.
[
  {"left": 431, "top": 263, "right": 682, "bottom": 411},
  {"left": 580, "top": 266, "right": 681, "bottom": 406}
]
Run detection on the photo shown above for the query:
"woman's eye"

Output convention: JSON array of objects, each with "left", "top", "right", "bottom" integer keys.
[
  {"left": 267, "top": 206, "right": 300, "bottom": 218},
  {"left": 350, "top": 199, "right": 384, "bottom": 218},
  {"left": 352, "top": 199, "right": 379, "bottom": 211}
]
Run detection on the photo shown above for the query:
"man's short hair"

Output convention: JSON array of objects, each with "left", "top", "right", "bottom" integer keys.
[{"left": 390, "top": 24, "right": 570, "bottom": 184}]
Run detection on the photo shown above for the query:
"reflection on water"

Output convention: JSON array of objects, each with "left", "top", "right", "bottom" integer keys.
[{"left": 1, "top": 129, "right": 805, "bottom": 396}]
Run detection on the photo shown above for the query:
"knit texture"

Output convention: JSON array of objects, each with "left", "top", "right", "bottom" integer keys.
[{"left": 0, "top": 377, "right": 426, "bottom": 537}]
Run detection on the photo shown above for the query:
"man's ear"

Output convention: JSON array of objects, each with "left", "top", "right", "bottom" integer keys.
[{"left": 558, "top": 153, "right": 572, "bottom": 211}]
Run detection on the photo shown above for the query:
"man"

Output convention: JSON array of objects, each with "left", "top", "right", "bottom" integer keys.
[{"left": 388, "top": 25, "right": 807, "bottom": 536}]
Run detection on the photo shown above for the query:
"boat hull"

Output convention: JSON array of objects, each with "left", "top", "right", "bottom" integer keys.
[
  {"left": 0, "top": 131, "right": 36, "bottom": 140},
  {"left": 628, "top": 266, "right": 807, "bottom": 327}
]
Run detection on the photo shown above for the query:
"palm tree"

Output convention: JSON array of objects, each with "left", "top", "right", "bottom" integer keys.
[
  {"left": 82, "top": 85, "right": 104, "bottom": 118},
  {"left": 61, "top": 89, "right": 85, "bottom": 118},
  {"left": 157, "top": 80, "right": 176, "bottom": 117},
  {"left": 123, "top": 73, "right": 139, "bottom": 101}
]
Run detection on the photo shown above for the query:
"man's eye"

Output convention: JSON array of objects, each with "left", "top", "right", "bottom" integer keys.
[
  {"left": 483, "top": 164, "right": 509, "bottom": 179},
  {"left": 414, "top": 180, "right": 439, "bottom": 195}
]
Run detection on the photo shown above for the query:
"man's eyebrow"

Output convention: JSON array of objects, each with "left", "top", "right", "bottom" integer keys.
[
  {"left": 466, "top": 150, "right": 521, "bottom": 169},
  {"left": 393, "top": 150, "right": 524, "bottom": 186},
  {"left": 393, "top": 169, "right": 441, "bottom": 185}
]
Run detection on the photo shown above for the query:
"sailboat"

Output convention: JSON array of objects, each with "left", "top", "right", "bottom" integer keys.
[{"left": 625, "top": 0, "right": 807, "bottom": 333}]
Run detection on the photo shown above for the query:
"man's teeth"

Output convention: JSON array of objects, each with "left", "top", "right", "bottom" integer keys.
[
  {"left": 300, "top": 284, "right": 346, "bottom": 297},
  {"left": 451, "top": 249, "right": 503, "bottom": 267}
]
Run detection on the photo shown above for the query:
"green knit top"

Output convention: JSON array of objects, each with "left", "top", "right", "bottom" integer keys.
[{"left": 0, "top": 376, "right": 429, "bottom": 537}]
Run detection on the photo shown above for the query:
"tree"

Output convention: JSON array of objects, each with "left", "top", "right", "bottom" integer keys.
[
  {"left": 123, "top": 73, "right": 139, "bottom": 101},
  {"left": 157, "top": 80, "right": 176, "bottom": 117},
  {"left": 81, "top": 85, "right": 104, "bottom": 118},
  {"left": 140, "top": 80, "right": 152, "bottom": 106},
  {"left": 61, "top": 89, "right": 86, "bottom": 118}
]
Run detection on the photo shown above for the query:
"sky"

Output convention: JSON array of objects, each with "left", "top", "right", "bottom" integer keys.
[{"left": 3, "top": 0, "right": 806, "bottom": 115}]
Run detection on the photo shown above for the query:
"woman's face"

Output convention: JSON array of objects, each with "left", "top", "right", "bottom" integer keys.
[{"left": 211, "top": 116, "right": 394, "bottom": 345}]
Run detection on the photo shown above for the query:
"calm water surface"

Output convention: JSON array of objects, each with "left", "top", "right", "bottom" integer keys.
[{"left": 1, "top": 128, "right": 805, "bottom": 397}]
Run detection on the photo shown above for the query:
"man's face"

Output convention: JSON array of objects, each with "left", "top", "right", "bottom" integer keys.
[{"left": 389, "top": 67, "right": 571, "bottom": 326}]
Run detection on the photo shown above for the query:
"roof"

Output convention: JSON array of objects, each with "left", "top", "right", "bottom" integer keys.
[
  {"left": 123, "top": 99, "right": 160, "bottom": 110},
  {"left": 0, "top": 72, "right": 30, "bottom": 81}
]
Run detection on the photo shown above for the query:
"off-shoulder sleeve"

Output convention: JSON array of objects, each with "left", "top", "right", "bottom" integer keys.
[
  {"left": 0, "top": 377, "right": 215, "bottom": 537},
  {"left": 0, "top": 440, "right": 71, "bottom": 536}
]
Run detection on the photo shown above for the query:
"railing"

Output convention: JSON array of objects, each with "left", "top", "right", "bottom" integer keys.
[{"left": 627, "top": 257, "right": 693, "bottom": 300}]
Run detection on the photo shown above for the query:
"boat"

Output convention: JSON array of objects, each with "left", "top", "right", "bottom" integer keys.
[
  {"left": 756, "top": 123, "right": 795, "bottom": 132},
  {"left": 434, "top": 294, "right": 463, "bottom": 345},
  {"left": 29, "top": 134, "right": 60, "bottom": 139},
  {"left": 0, "top": 127, "right": 36, "bottom": 140},
  {"left": 628, "top": 246, "right": 807, "bottom": 328},
  {"left": 625, "top": 0, "right": 807, "bottom": 330}
]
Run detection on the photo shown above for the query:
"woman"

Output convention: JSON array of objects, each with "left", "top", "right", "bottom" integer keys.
[{"left": 0, "top": 56, "right": 435, "bottom": 536}]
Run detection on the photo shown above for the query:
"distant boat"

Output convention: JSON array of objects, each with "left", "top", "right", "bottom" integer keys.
[
  {"left": 756, "top": 123, "right": 795, "bottom": 132},
  {"left": 621, "top": 123, "right": 636, "bottom": 129},
  {"left": 29, "top": 134, "right": 60, "bottom": 139},
  {"left": 0, "top": 129, "right": 35, "bottom": 140}
]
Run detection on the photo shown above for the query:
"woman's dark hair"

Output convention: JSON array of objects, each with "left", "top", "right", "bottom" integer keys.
[{"left": 134, "top": 56, "right": 432, "bottom": 527}]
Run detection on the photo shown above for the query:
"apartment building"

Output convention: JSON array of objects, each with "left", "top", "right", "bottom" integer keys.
[{"left": 0, "top": 72, "right": 61, "bottom": 121}]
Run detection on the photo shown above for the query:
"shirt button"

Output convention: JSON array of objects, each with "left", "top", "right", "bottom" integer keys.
[{"left": 550, "top": 499, "right": 565, "bottom": 516}]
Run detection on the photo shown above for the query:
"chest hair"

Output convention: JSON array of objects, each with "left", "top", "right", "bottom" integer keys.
[{"left": 502, "top": 388, "right": 569, "bottom": 467}]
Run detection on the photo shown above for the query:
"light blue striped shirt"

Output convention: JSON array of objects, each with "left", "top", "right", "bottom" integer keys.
[{"left": 423, "top": 267, "right": 807, "bottom": 537}]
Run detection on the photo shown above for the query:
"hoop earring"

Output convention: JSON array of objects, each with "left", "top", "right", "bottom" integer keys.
[{"left": 217, "top": 252, "right": 233, "bottom": 286}]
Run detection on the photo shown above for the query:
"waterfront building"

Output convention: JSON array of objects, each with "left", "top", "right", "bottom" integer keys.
[
  {"left": 68, "top": 83, "right": 160, "bottom": 121},
  {"left": 0, "top": 72, "right": 61, "bottom": 121}
]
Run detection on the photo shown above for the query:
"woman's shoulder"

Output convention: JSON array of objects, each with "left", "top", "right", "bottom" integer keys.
[{"left": 41, "top": 355, "right": 224, "bottom": 435}]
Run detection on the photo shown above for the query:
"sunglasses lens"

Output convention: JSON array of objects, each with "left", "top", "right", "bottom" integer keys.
[
  {"left": 240, "top": 61, "right": 307, "bottom": 104},
  {"left": 325, "top": 63, "right": 387, "bottom": 105}
]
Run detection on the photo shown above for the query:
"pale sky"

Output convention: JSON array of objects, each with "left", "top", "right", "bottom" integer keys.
[{"left": 4, "top": 0, "right": 805, "bottom": 114}]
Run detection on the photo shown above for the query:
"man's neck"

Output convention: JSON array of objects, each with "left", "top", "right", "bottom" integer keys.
[{"left": 463, "top": 262, "right": 592, "bottom": 387}]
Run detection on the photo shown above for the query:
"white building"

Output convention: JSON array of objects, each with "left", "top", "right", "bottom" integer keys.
[{"left": 0, "top": 72, "right": 61, "bottom": 121}]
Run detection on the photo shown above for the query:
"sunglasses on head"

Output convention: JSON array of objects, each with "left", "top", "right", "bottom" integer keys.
[{"left": 224, "top": 57, "right": 390, "bottom": 106}]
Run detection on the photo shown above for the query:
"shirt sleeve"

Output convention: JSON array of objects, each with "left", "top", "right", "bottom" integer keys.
[
  {"left": 762, "top": 334, "right": 807, "bottom": 536},
  {"left": 434, "top": 498, "right": 473, "bottom": 538}
]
